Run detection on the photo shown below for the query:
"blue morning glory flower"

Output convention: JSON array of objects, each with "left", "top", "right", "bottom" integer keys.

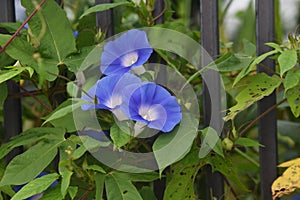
[
  {"left": 122, "top": 82, "right": 182, "bottom": 132},
  {"left": 100, "top": 29, "right": 153, "bottom": 75},
  {"left": 23, "top": 23, "right": 28, "bottom": 29},
  {"left": 14, "top": 172, "right": 58, "bottom": 200},
  {"left": 81, "top": 73, "right": 142, "bottom": 120},
  {"left": 73, "top": 31, "right": 79, "bottom": 37}
]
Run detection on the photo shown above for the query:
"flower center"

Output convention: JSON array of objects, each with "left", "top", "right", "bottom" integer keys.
[
  {"left": 105, "top": 95, "right": 122, "bottom": 109},
  {"left": 138, "top": 105, "right": 159, "bottom": 121},
  {"left": 122, "top": 52, "right": 138, "bottom": 67}
]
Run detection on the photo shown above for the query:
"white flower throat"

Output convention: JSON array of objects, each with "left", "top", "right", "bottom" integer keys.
[
  {"left": 122, "top": 52, "right": 138, "bottom": 67},
  {"left": 138, "top": 106, "right": 159, "bottom": 121},
  {"left": 106, "top": 95, "right": 122, "bottom": 109}
]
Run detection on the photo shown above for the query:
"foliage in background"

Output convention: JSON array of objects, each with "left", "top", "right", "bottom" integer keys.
[{"left": 0, "top": 0, "right": 299, "bottom": 199}]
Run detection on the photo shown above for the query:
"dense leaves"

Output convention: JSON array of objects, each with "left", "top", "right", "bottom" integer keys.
[{"left": 0, "top": 0, "right": 299, "bottom": 199}]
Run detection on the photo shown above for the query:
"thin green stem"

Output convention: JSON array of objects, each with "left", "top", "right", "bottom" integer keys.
[{"left": 234, "top": 147, "right": 259, "bottom": 167}]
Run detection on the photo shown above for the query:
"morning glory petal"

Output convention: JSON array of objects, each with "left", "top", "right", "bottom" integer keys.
[
  {"left": 124, "top": 83, "right": 182, "bottom": 132},
  {"left": 95, "top": 73, "right": 142, "bottom": 110},
  {"left": 100, "top": 29, "right": 153, "bottom": 75}
]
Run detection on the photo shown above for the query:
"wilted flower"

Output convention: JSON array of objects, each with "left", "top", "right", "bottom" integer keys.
[
  {"left": 100, "top": 29, "right": 153, "bottom": 75},
  {"left": 122, "top": 82, "right": 182, "bottom": 132}
]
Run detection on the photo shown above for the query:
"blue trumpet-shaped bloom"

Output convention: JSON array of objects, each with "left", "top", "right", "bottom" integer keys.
[
  {"left": 122, "top": 82, "right": 182, "bottom": 132},
  {"left": 81, "top": 73, "right": 142, "bottom": 113},
  {"left": 100, "top": 29, "right": 153, "bottom": 75}
]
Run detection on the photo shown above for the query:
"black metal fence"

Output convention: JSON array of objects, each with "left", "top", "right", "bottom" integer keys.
[{"left": 0, "top": 0, "right": 278, "bottom": 199}]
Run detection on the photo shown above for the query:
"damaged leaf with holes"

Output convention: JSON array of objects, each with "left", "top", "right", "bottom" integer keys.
[
  {"left": 286, "top": 85, "right": 300, "bottom": 117},
  {"left": 224, "top": 73, "right": 282, "bottom": 121},
  {"left": 164, "top": 151, "right": 205, "bottom": 200},
  {"left": 272, "top": 158, "right": 300, "bottom": 199}
]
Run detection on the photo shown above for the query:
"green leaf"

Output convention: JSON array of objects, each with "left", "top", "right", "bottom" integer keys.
[
  {"left": 64, "top": 46, "right": 95, "bottom": 72},
  {"left": 152, "top": 113, "right": 198, "bottom": 173},
  {"left": 0, "top": 52, "right": 15, "bottom": 69},
  {"left": 110, "top": 123, "right": 131, "bottom": 147},
  {"left": 71, "top": 145, "right": 87, "bottom": 160},
  {"left": 39, "top": 184, "right": 63, "bottom": 200},
  {"left": 67, "top": 81, "right": 79, "bottom": 98},
  {"left": 206, "top": 155, "right": 249, "bottom": 192},
  {"left": 61, "top": 171, "right": 73, "bottom": 198},
  {"left": 0, "top": 141, "right": 59, "bottom": 186},
  {"left": 112, "top": 171, "right": 160, "bottom": 182},
  {"left": 233, "top": 50, "right": 278, "bottom": 86},
  {"left": 43, "top": 99, "right": 84, "bottom": 125},
  {"left": 67, "top": 186, "right": 78, "bottom": 200},
  {"left": 58, "top": 140, "right": 77, "bottom": 173},
  {"left": 164, "top": 150, "right": 205, "bottom": 200},
  {"left": 235, "top": 138, "right": 263, "bottom": 147},
  {"left": 0, "top": 67, "right": 30, "bottom": 84},
  {"left": 22, "top": 0, "right": 76, "bottom": 62},
  {"left": 79, "top": 135, "right": 110, "bottom": 152},
  {"left": 241, "top": 39, "right": 256, "bottom": 56},
  {"left": 153, "top": 112, "right": 198, "bottom": 173},
  {"left": 95, "top": 173, "right": 105, "bottom": 200},
  {"left": 225, "top": 73, "right": 282, "bottom": 121},
  {"left": 75, "top": 45, "right": 101, "bottom": 72},
  {"left": 11, "top": 173, "right": 59, "bottom": 200},
  {"left": 80, "top": 2, "right": 133, "bottom": 19},
  {"left": 278, "top": 49, "right": 298, "bottom": 76},
  {"left": 0, "top": 127, "right": 65, "bottom": 160},
  {"left": 0, "top": 185, "right": 15, "bottom": 197},
  {"left": 139, "top": 186, "right": 157, "bottom": 200},
  {"left": 0, "top": 22, "right": 23, "bottom": 34},
  {"left": 0, "top": 83, "right": 7, "bottom": 108},
  {"left": 284, "top": 68, "right": 300, "bottom": 92},
  {"left": 265, "top": 42, "right": 282, "bottom": 52},
  {"left": 105, "top": 173, "right": 143, "bottom": 200},
  {"left": 86, "top": 165, "right": 106, "bottom": 173},
  {"left": 0, "top": 34, "right": 37, "bottom": 70},
  {"left": 286, "top": 85, "right": 300, "bottom": 117},
  {"left": 205, "top": 52, "right": 253, "bottom": 73},
  {"left": 199, "top": 127, "right": 223, "bottom": 158},
  {"left": 36, "top": 58, "right": 59, "bottom": 82}
]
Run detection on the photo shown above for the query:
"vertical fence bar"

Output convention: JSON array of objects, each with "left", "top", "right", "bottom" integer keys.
[
  {"left": 0, "top": 1, "right": 23, "bottom": 162},
  {"left": 200, "top": 0, "right": 224, "bottom": 199},
  {"left": 256, "top": 1, "right": 278, "bottom": 199},
  {"left": 152, "top": 1, "right": 166, "bottom": 199},
  {"left": 95, "top": 0, "right": 114, "bottom": 38}
]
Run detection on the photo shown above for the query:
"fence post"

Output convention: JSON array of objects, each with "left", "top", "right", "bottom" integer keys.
[
  {"left": 200, "top": 0, "right": 224, "bottom": 199},
  {"left": 0, "top": 1, "right": 23, "bottom": 163},
  {"left": 151, "top": 1, "right": 167, "bottom": 199},
  {"left": 256, "top": 1, "right": 278, "bottom": 199},
  {"left": 95, "top": 0, "right": 114, "bottom": 38}
]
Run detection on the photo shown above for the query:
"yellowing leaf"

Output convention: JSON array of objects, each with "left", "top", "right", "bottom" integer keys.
[
  {"left": 224, "top": 73, "right": 282, "bottom": 121},
  {"left": 278, "top": 158, "right": 300, "bottom": 167},
  {"left": 272, "top": 158, "right": 300, "bottom": 199},
  {"left": 272, "top": 176, "right": 295, "bottom": 199}
]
